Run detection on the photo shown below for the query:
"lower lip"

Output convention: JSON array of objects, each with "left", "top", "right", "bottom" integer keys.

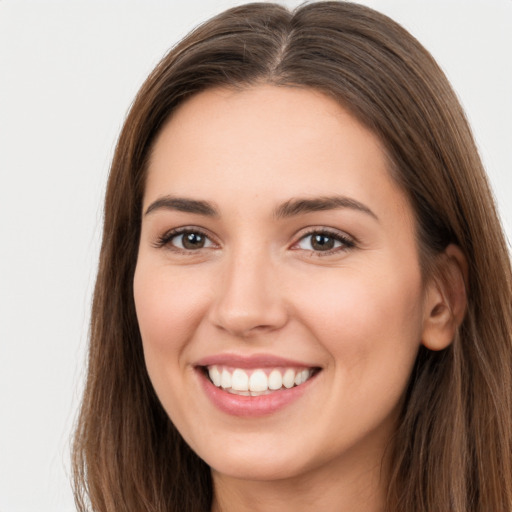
[{"left": 197, "top": 369, "right": 317, "bottom": 417}]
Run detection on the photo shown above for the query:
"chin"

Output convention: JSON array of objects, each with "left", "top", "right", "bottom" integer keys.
[
  {"left": 209, "top": 453, "right": 309, "bottom": 482},
  {"left": 190, "top": 433, "right": 313, "bottom": 482}
]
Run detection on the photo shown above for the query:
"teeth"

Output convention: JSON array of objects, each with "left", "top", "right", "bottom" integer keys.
[
  {"left": 209, "top": 366, "right": 221, "bottom": 387},
  {"left": 249, "top": 389, "right": 272, "bottom": 396},
  {"left": 249, "top": 369, "right": 268, "bottom": 392},
  {"left": 283, "top": 368, "right": 295, "bottom": 389},
  {"left": 207, "top": 365, "right": 313, "bottom": 394},
  {"left": 228, "top": 389, "right": 250, "bottom": 396},
  {"left": 220, "top": 368, "right": 232, "bottom": 389},
  {"left": 268, "top": 369, "right": 282, "bottom": 390},
  {"left": 231, "top": 369, "right": 249, "bottom": 391}
]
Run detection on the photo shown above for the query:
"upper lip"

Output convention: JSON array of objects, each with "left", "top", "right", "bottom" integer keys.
[{"left": 194, "top": 353, "right": 320, "bottom": 369}]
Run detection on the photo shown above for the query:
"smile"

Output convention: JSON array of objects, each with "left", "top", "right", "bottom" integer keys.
[
  {"left": 206, "top": 365, "right": 315, "bottom": 396},
  {"left": 195, "top": 354, "right": 322, "bottom": 416}
]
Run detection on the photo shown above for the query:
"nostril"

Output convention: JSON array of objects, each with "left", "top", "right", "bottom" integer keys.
[{"left": 210, "top": 307, "right": 288, "bottom": 338}]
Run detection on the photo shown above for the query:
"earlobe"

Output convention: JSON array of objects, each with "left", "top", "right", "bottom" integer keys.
[{"left": 421, "top": 244, "right": 468, "bottom": 351}]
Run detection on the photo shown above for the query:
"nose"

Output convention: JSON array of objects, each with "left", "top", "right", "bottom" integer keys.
[{"left": 208, "top": 248, "right": 289, "bottom": 338}]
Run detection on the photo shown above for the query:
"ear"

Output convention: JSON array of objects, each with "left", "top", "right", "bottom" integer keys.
[{"left": 421, "top": 244, "right": 468, "bottom": 351}]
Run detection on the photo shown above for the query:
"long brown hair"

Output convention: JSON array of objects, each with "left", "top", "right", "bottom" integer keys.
[{"left": 72, "top": 2, "right": 512, "bottom": 511}]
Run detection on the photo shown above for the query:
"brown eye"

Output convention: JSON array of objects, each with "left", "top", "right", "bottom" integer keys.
[
  {"left": 295, "top": 230, "right": 355, "bottom": 254},
  {"left": 310, "top": 234, "right": 336, "bottom": 251},
  {"left": 161, "top": 230, "right": 215, "bottom": 251},
  {"left": 181, "top": 232, "right": 206, "bottom": 249}
]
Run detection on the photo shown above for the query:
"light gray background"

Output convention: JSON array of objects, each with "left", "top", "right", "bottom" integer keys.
[{"left": 1, "top": 1, "right": 510, "bottom": 511}]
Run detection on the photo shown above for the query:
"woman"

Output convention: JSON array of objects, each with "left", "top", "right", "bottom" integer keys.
[{"left": 72, "top": 2, "right": 512, "bottom": 511}]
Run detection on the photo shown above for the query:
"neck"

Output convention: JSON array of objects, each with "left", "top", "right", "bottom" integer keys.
[{"left": 211, "top": 450, "right": 389, "bottom": 512}]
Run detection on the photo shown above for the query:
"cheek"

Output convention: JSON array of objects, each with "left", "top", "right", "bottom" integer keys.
[
  {"left": 297, "top": 266, "right": 425, "bottom": 440},
  {"left": 133, "top": 263, "right": 210, "bottom": 362},
  {"left": 291, "top": 264, "right": 424, "bottom": 373}
]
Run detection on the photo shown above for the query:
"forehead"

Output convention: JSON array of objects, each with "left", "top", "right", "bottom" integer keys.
[{"left": 145, "top": 85, "right": 411, "bottom": 224}]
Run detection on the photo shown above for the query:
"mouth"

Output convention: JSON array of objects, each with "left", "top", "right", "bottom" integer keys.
[
  {"left": 199, "top": 365, "right": 321, "bottom": 397},
  {"left": 194, "top": 354, "right": 322, "bottom": 416}
]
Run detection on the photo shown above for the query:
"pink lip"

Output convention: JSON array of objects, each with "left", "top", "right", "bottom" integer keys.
[
  {"left": 194, "top": 353, "right": 317, "bottom": 369},
  {"left": 195, "top": 365, "right": 320, "bottom": 418}
]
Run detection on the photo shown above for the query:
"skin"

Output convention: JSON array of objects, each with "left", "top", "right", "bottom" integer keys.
[{"left": 133, "top": 85, "right": 462, "bottom": 512}]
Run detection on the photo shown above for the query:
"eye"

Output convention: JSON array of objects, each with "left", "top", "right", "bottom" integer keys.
[
  {"left": 155, "top": 228, "right": 216, "bottom": 251},
  {"left": 294, "top": 230, "right": 355, "bottom": 253}
]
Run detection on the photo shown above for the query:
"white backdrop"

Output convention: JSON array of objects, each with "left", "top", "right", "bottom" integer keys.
[{"left": 0, "top": 1, "right": 510, "bottom": 511}]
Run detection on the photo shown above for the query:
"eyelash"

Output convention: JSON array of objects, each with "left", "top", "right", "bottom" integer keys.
[
  {"left": 292, "top": 228, "right": 356, "bottom": 256},
  {"left": 153, "top": 227, "right": 356, "bottom": 256},
  {"left": 153, "top": 227, "right": 216, "bottom": 253}
]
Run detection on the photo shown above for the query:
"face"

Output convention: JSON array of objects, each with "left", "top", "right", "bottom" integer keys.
[{"left": 134, "top": 85, "right": 430, "bottom": 485}]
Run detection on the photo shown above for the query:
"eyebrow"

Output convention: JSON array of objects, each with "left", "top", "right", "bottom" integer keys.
[
  {"left": 144, "top": 194, "right": 377, "bottom": 221},
  {"left": 273, "top": 196, "right": 378, "bottom": 221},
  {"left": 145, "top": 196, "right": 219, "bottom": 217}
]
